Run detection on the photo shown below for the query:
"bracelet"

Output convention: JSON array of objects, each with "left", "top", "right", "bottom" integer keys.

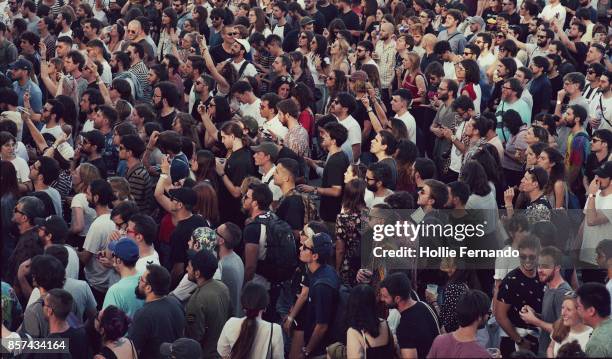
[{"left": 220, "top": 173, "right": 226, "bottom": 178}]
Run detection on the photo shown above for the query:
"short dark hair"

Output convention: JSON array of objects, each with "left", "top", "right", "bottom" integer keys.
[
  {"left": 190, "top": 249, "right": 218, "bottom": 280},
  {"left": 221, "top": 222, "right": 242, "bottom": 250},
  {"left": 277, "top": 99, "right": 300, "bottom": 118},
  {"left": 504, "top": 77, "right": 524, "bottom": 98},
  {"left": 424, "top": 179, "right": 449, "bottom": 209},
  {"left": 323, "top": 121, "right": 348, "bottom": 147},
  {"left": 476, "top": 32, "right": 492, "bottom": 49},
  {"left": 452, "top": 95, "right": 475, "bottom": 112},
  {"left": 433, "top": 40, "right": 451, "bottom": 55},
  {"left": 129, "top": 214, "right": 158, "bottom": 245},
  {"left": 67, "top": 50, "right": 86, "bottom": 71},
  {"left": 261, "top": 93, "right": 281, "bottom": 114},
  {"left": 596, "top": 239, "right": 612, "bottom": 260},
  {"left": 46, "top": 288, "right": 73, "bottom": 321},
  {"left": 249, "top": 183, "right": 273, "bottom": 210},
  {"left": 44, "top": 244, "right": 69, "bottom": 268},
  {"left": 378, "top": 130, "right": 398, "bottom": 156},
  {"left": 145, "top": 264, "right": 171, "bottom": 296},
  {"left": 128, "top": 42, "right": 145, "bottom": 59},
  {"left": 120, "top": 134, "right": 146, "bottom": 158},
  {"left": 393, "top": 89, "right": 412, "bottom": 106},
  {"left": 448, "top": 181, "right": 470, "bottom": 204},
  {"left": 569, "top": 104, "right": 588, "bottom": 125},
  {"left": 456, "top": 290, "right": 490, "bottom": 327},
  {"left": 277, "top": 158, "right": 299, "bottom": 180},
  {"left": 37, "top": 157, "right": 61, "bottom": 185},
  {"left": 110, "top": 201, "right": 139, "bottom": 223},
  {"left": 83, "top": 18, "right": 102, "bottom": 33},
  {"left": 518, "top": 235, "right": 541, "bottom": 252},
  {"left": 540, "top": 246, "right": 563, "bottom": 267},
  {"left": 414, "top": 157, "right": 437, "bottom": 180},
  {"left": 576, "top": 282, "right": 611, "bottom": 318},
  {"left": 563, "top": 72, "right": 586, "bottom": 91},
  {"left": 380, "top": 272, "right": 412, "bottom": 301},
  {"left": 231, "top": 80, "right": 253, "bottom": 95},
  {"left": 90, "top": 179, "right": 116, "bottom": 206},
  {"left": 30, "top": 255, "right": 65, "bottom": 291},
  {"left": 368, "top": 162, "right": 393, "bottom": 189},
  {"left": 531, "top": 56, "right": 549, "bottom": 73},
  {"left": 527, "top": 166, "right": 549, "bottom": 190},
  {"left": 357, "top": 40, "right": 373, "bottom": 53},
  {"left": 335, "top": 92, "right": 356, "bottom": 113},
  {"left": 98, "top": 105, "right": 118, "bottom": 128},
  {"left": 155, "top": 81, "right": 180, "bottom": 107}
]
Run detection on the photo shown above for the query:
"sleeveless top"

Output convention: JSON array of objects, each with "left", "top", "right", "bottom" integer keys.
[
  {"left": 402, "top": 72, "right": 426, "bottom": 108},
  {"left": 362, "top": 322, "right": 395, "bottom": 357},
  {"left": 97, "top": 340, "right": 137, "bottom": 359}
]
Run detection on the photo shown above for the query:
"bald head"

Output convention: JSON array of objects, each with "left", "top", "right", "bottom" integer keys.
[{"left": 380, "top": 23, "right": 395, "bottom": 41}]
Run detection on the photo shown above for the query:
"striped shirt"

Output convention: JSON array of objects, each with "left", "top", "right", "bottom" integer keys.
[
  {"left": 125, "top": 162, "right": 153, "bottom": 215},
  {"left": 128, "top": 61, "right": 152, "bottom": 102}
]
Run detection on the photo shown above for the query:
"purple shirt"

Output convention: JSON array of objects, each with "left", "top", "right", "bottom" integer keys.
[{"left": 427, "top": 333, "right": 491, "bottom": 358}]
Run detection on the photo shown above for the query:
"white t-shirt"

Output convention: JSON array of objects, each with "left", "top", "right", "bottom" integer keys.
[
  {"left": 262, "top": 115, "right": 288, "bottom": 139},
  {"left": 396, "top": 111, "right": 417, "bottom": 144},
  {"left": 590, "top": 93, "right": 612, "bottom": 131},
  {"left": 580, "top": 190, "right": 612, "bottom": 265},
  {"left": 365, "top": 189, "right": 393, "bottom": 209},
  {"left": 217, "top": 318, "right": 284, "bottom": 359},
  {"left": 449, "top": 121, "right": 467, "bottom": 174},
  {"left": 539, "top": 3, "right": 566, "bottom": 30},
  {"left": 65, "top": 245, "right": 79, "bottom": 280},
  {"left": 551, "top": 326, "right": 593, "bottom": 357},
  {"left": 338, "top": 115, "right": 362, "bottom": 147},
  {"left": 41, "top": 124, "right": 64, "bottom": 140},
  {"left": 135, "top": 250, "right": 160, "bottom": 273},
  {"left": 81, "top": 119, "right": 94, "bottom": 133},
  {"left": 16, "top": 141, "right": 28, "bottom": 162},
  {"left": 240, "top": 98, "right": 266, "bottom": 127},
  {"left": 101, "top": 61, "right": 112, "bottom": 85},
  {"left": 232, "top": 59, "right": 258, "bottom": 80},
  {"left": 43, "top": 187, "right": 62, "bottom": 217},
  {"left": 83, "top": 213, "right": 119, "bottom": 291},
  {"left": 477, "top": 52, "right": 496, "bottom": 72},
  {"left": 494, "top": 245, "right": 521, "bottom": 280},
  {"left": 261, "top": 166, "right": 283, "bottom": 201},
  {"left": 11, "top": 156, "right": 30, "bottom": 183},
  {"left": 70, "top": 193, "right": 97, "bottom": 237}
]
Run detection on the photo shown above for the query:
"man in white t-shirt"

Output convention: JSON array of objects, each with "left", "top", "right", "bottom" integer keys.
[
  {"left": 231, "top": 80, "right": 265, "bottom": 127},
  {"left": 251, "top": 142, "right": 283, "bottom": 203},
  {"left": 443, "top": 95, "right": 476, "bottom": 180},
  {"left": 590, "top": 71, "right": 612, "bottom": 132},
  {"left": 40, "top": 99, "right": 65, "bottom": 140},
  {"left": 391, "top": 89, "right": 417, "bottom": 144},
  {"left": 330, "top": 92, "right": 361, "bottom": 163},
  {"left": 582, "top": 161, "right": 612, "bottom": 266},
  {"left": 29, "top": 157, "right": 62, "bottom": 217},
  {"left": 35, "top": 215, "right": 79, "bottom": 279},
  {"left": 126, "top": 214, "right": 160, "bottom": 273},
  {"left": 229, "top": 39, "right": 258, "bottom": 80},
  {"left": 475, "top": 33, "right": 496, "bottom": 73},
  {"left": 260, "top": 93, "right": 288, "bottom": 140}
]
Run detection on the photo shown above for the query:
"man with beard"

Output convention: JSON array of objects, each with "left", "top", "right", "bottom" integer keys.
[
  {"left": 208, "top": 8, "right": 225, "bottom": 48},
  {"left": 121, "top": 19, "right": 155, "bottom": 65},
  {"left": 270, "top": 1, "right": 292, "bottom": 41},
  {"left": 374, "top": 23, "right": 395, "bottom": 105},
  {"left": 519, "top": 246, "right": 572, "bottom": 356},
  {"left": 184, "top": 249, "right": 231, "bottom": 357},
  {"left": 54, "top": 10, "right": 73, "bottom": 39},
  {"left": 92, "top": 105, "right": 119, "bottom": 176},
  {"left": 78, "top": 179, "right": 118, "bottom": 307},
  {"left": 427, "top": 290, "right": 491, "bottom": 358},
  {"left": 10, "top": 59, "right": 42, "bottom": 113},
  {"left": 563, "top": 104, "right": 591, "bottom": 201},
  {"left": 190, "top": 74, "right": 213, "bottom": 120},
  {"left": 437, "top": 9, "right": 466, "bottom": 55},
  {"left": 166, "top": 187, "right": 208, "bottom": 288},
  {"left": 129, "top": 264, "right": 185, "bottom": 359},
  {"left": 38, "top": 99, "right": 64, "bottom": 140},
  {"left": 0, "top": 23, "right": 17, "bottom": 73},
  {"left": 365, "top": 162, "right": 394, "bottom": 209},
  {"left": 127, "top": 42, "right": 152, "bottom": 102},
  {"left": 54, "top": 36, "right": 72, "bottom": 59},
  {"left": 494, "top": 236, "right": 544, "bottom": 357},
  {"left": 590, "top": 72, "right": 612, "bottom": 132},
  {"left": 229, "top": 38, "right": 258, "bottom": 80},
  {"left": 153, "top": 81, "right": 179, "bottom": 131},
  {"left": 508, "top": 29, "right": 553, "bottom": 67},
  {"left": 78, "top": 130, "right": 108, "bottom": 178},
  {"left": 303, "top": 0, "right": 326, "bottom": 34},
  {"left": 42, "top": 288, "right": 90, "bottom": 359},
  {"left": 172, "top": 0, "right": 191, "bottom": 31},
  {"left": 352, "top": 40, "right": 377, "bottom": 72},
  {"left": 28, "top": 157, "right": 62, "bottom": 216},
  {"left": 60, "top": 50, "right": 88, "bottom": 107},
  {"left": 380, "top": 272, "right": 440, "bottom": 358},
  {"left": 6, "top": 196, "right": 43, "bottom": 280},
  {"left": 431, "top": 79, "right": 459, "bottom": 182},
  {"left": 102, "top": 237, "right": 144, "bottom": 318},
  {"left": 552, "top": 21, "right": 589, "bottom": 73}
]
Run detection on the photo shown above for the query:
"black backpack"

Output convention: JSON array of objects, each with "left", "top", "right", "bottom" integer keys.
[{"left": 253, "top": 212, "right": 297, "bottom": 282}]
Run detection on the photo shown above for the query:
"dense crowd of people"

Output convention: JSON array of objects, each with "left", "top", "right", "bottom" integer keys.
[{"left": 1, "top": 0, "right": 612, "bottom": 357}]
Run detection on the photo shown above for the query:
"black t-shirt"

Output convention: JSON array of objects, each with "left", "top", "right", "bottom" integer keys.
[
  {"left": 497, "top": 267, "right": 545, "bottom": 330},
  {"left": 320, "top": 151, "right": 350, "bottom": 222},
  {"left": 158, "top": 110, "right": 177, "bottom": 132},
  {"left": 276, "top": 194, "right": 305, "bottom": 230},
  {"left": 169, "top": 214, "right": 208, "bottom": 267},
  {"left": 218, "top": 147, "right": 257, "bottom": 226},
  {"left": 88, "top": 157, "right": 108, "bottom": 179},
  {"left": 572, "top": 42, "right": 589, "bottom": 73},
  {"left": 310, "top": 10, "right": 327, "bottom": 34},
  {"left": 396, "top": 301, "right": 440, "bottom": 358},
  {"left": 210, "top": 44, "right": 232, "bottom": 64},
  {"left": 339, "top": 10, "right": 360, "bottom": 31},
  {"left": 47, "top": 327, "right": 90, "bottom": 359},
  {"left": 585, "top": 153, "right": 608, "bottom": 183},
  {"left": 317, "top": 4, "right": 339, "bottom": 27},
  {"left": 352, "top": 101, "right": 373, "bottom": 152},
  {"left": 128, "top": 296, "right": 186, "bottom": 359},
  {"left": 508, "top": 11, "right": 521, "bottom": 25}
]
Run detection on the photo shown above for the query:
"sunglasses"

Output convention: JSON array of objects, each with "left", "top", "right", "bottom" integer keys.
[{"left": 519, "top": 254, "right": 537, "bottom": 261}]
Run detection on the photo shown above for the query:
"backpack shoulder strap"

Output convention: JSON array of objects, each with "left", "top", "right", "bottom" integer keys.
[{"left": 238, "top": 61, "right": 250, "bottom": 78}]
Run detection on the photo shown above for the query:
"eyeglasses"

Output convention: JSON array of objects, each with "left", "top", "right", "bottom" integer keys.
[
  {"left": 592, "top": 138, "right": 602, "bottom": 143},
  {"left": 502, "top": 86, "right": 514, "bottom": 90},
  {"left": 14, "top": 208, "right": 25, "bottom": 215},
  {"left": 419, "top": 14, "right": 428, "bottom": 18},
  {"left": 127, "top": 29, "right": 137, "bottom": 34},
  {"left": 365, "top": 177, "right": 376, "bottom": 182},
  {"left": 463, "top": 51, "right": 472, "bottom": 56},
  {"left": 300, "top": 243, "right": 314, "bottom": 251},
  {"left": 519, "top": 254, "right": 537, "bottom": 261},
  {"left": 212, "top": 16, "right": 222, "bottom": 20},
  {"left": 227, "top": 32, "right": 238, "bottom": 36},
  {"left": 587, "top": 70, "right": 596, "bottom": 74}
]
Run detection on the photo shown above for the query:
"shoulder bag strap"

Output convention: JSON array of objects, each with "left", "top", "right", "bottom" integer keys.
[
  {"left": 130, "top": 339, "right": 138, "bottom": 359},
  {"left": 599, "top": 95, "right": 612, "bottom": 128},
  {"left": 361, "top": 330, "right": 369, "bottom": 359},
  {"left": 267, "top": 322, "right": 273, "bottom": 359}
]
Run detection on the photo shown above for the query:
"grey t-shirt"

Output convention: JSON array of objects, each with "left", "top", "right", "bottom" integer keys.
[
  {"left": 219, "top": 252, "right": 245, "bottom": 318},
  {"left": 43, "top": 187, "right": 62, "bottom": 217},
  {"left": 27, "top": 278, "right": 97, "bottom": 323},
  {"left": 21, "top": 299, "right": 47, "bottom": 338},
  {"left": 538, "top": 281, "right": 573, "bottom": 356},
  {"left": 83, "top": 214, "right": 119, "bottom": 291}
]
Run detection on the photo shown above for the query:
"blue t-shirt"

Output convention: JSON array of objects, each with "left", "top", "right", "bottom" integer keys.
[
  {"left": 13, "top": 80, "right": 43, "bottom": 113},
  {"left": 305, "top": 264, "right": 339, "bottom": 356},
  {"left": 102, "top": 274, "right": 144, "bottom": 318}
]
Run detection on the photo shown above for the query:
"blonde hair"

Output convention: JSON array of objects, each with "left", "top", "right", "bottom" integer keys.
[
  {"left": 404, "top": 52, "right": 421, "bottom": 72},
  {"left": 108, "top": 177, "right": 134, "bottom": 202},
  {"left": 331, "top": 39, "right": 350, "bottom": 69},
  {"left": 75, "top": 163, "right": 101, "bottom": 193},
  {"left": 421, "top": 33, "right": 437, "bottom": 48}
]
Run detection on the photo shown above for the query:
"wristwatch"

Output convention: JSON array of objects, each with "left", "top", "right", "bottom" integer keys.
[
  {"left": 515, "top": 337, "right": 524, "bottom": 345},
  {"left": 451, "top": 135, "right": 457, "bottom": 142},
  {"left": 301, "top": 347, "right": 310, "bottom": 357},
  {"left": 313, "top": 187, "right": 318, "bottom": 195},
  {"left": 588, "top": 193, "right": 596, "bottom": 199}
]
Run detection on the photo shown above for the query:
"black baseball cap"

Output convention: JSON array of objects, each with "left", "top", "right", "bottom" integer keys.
[
  {"left": 160, "top": 338, "right": 202, "bottom": 358},
  {"left": 35, "top": 215, "right": 69, "bottom": 242},
  {"left": 164, "top": 187, "right": 197, "bottom": 206},
  {"left": 595, "top": 161, "right": 612, "bottom": 179}
]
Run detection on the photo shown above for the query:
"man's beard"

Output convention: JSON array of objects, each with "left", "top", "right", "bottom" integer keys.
[
  {"left": 366, "top": 183, "right": 378, "bottom": 193},
  {"left": 543, "top": 271, "right": 555, "bottom": 284},
  {"left": 154, "top": 100, "right": 163, "bottom": 111},
  {"left": 565, "top": 119, "right": 575, "bottom": 128},
  {"left": 134, "top": 284, "right": 146, "bottom": 300},
  {"left": 438, "top": 93, "right": 448, "bottom": 101},
  {"left": 111, "top": 63, "right": 119, "bottom": 73},
  {"left": 386, "top": 301, "right": 398, "bottom": 309}
]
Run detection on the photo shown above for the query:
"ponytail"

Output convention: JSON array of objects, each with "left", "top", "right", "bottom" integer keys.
[{"left": 230, "top": 282, "right": 270, "bottom": 358}]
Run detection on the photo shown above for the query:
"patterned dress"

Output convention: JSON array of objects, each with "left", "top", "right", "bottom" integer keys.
[{"left": 336, "top": 208, "right": 369, "bottom": 287}]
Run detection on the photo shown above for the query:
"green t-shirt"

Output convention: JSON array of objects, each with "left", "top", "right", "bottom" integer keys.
[
  {"left": 102, "top": 274, "right": 144, "bottom": 318},
  {"left": 586, "top": 318, "right": 612, "bottom": 358}
]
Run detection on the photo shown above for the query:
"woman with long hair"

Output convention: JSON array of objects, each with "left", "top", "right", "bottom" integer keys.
[
  {"left": 296, "top": 31, "right": 314, "bottom": 55},
  {"left": 69, "top": 163, "right": 100, "bottom": 241},
  {"left": 191, "top": 6, "right": 209, "bottom": 39},
  {"left": 345, "top": 284, "right": 395, "bottom": 357},
  {"left": 157, "top": 7, "right": 179, "bottom": 62},
  {"left": 547, "top": 296, "right": 592, "bottom": 357},
  {"left": 326, "top": 18, "right": 347, "bottom": 44},
  {"left": 308, "top": 34, "right": 328, "bottom": 112},
  {"left": 94, "top": 306, "right": 137, "bottom": 359},
  {"left": 472, "top": 145, "right": 507, "bottom": 207},
  {"left": 107, "top": 23, "right": 126, "bottom": 54},
  {"left": 501, "top": 110, "right": 529, "bottom": 187},
  {"left": 172, "top": 112, "right": 202, "bottom": 149},
  {"left": 537, "top": 147, "right": 566, "bottom": 209},
  {"left": 199, "top": 96, "right": 233, "bottom": 150},
  {"left": 290, "top": 83, "right": 315, "bottom": 138},
  {"left": 217, "top": 282, "right": 284, "bottom": 358},
  {"left": 360, "top": 0, "right": 378, "bottom": 36},
  {"left": 525, "top": 125, "right": 550, "bottom": 146},
  {"left": 271, "top": 76, "right": 295, "bottom": 100},
  {"left": 248, "top": 7, "right": 271, "bottom": 36},
  {"left": 329, "top": 39, "right": 350, "bottom": 75},
  {"left": 323, "top": 70, "right": 348, "bottom": 113},
  {"left": 335, "top": 178, "right": 369, "bottom": 286},
  {"left": 394, "top": 139, "right": 418, "bottom": 192},
  {"left": 400, "top": 51, "right": 427, "bottom": 107},
  {"left": 290, "top": 51, "right": 316, "bottom": 93},
  {"left": 191, "top": 149, "right": 220, "bottom": 190},
  {"left": 457, "top": 59, "right": 482, "bottom": 114},
  {"left": 192, "top": 181, "right": 220, "bottom": 227}
]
